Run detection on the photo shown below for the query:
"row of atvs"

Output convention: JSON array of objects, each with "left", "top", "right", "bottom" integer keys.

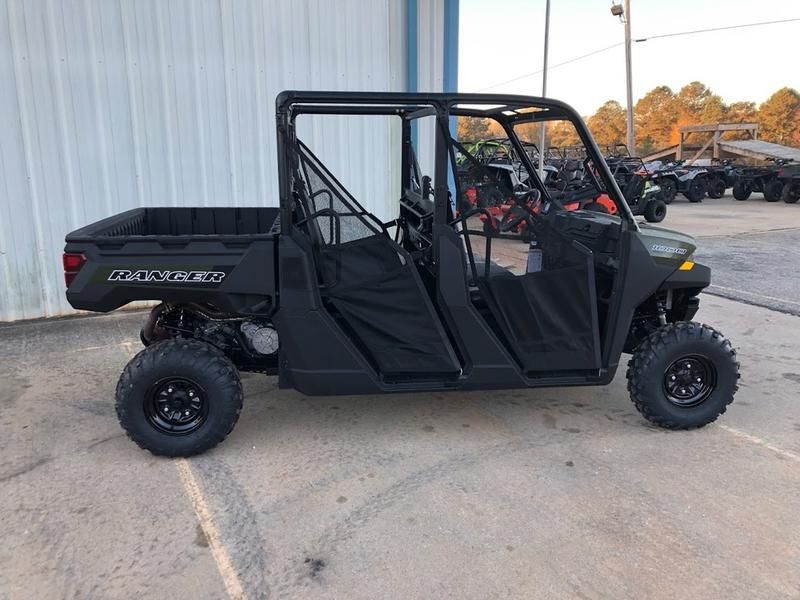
[{"left": 457, "top": 139, "right": 799, "bottom": 235}]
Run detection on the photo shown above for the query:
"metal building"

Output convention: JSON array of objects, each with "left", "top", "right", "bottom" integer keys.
[{"left": 0, "top": 0, "right": 459, "bottom": 321}]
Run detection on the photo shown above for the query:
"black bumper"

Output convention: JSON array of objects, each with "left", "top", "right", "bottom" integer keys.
[{"left": 659, "top": 262, "right": 711, "bottom": 291}]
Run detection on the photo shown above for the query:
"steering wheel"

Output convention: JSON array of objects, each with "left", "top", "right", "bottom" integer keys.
[{"left": 498, "top": 188, "right": 541, "bottom": 233}]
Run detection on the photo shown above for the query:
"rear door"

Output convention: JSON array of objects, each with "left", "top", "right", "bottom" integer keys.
[{"left": 290, "top": 138, "right": 461, "bottom": 382}]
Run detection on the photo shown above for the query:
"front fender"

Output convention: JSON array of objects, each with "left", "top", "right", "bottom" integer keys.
[{"left": 658, "top": 261, "right": 710, "bottom": 291}]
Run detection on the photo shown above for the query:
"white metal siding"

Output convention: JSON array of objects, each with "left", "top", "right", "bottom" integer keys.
[
  {"left": 0, "top": 0, "right": 442, "bottom": 321},
  {"left": 414, "top": 0, "right": 444, "bottom": 177}
]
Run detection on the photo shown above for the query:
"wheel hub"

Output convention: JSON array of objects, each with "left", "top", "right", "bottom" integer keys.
[
  {"left": 663, "top": 355, "right": 716, "bottom": 407},
  {"left": 146, "top": 378, "right": 207, "bottom": 434}
]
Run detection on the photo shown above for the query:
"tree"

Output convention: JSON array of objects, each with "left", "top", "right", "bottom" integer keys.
[
  {"left": 513, "top": 121, "right": 541, "bottom": 144},
  {"left": 587, "top": 100, "right": 627, "bottom": 147},
  {"left": 725, "top": 101, "right": 758, "bottom": 140},
  {"left": 699, "top": 95, "right": 727, "bottom": 125},
  {"left": 634, "top": 85, "right": 676, "bottom": 153},
  {"left": 456, "top": 116, "right": 492, "bottom": 141},
  {"left": 758, "top": 87, "right": 800, "bottom": 145},
  {"left": 672, "top": 81, "right": 726, "bottom": 143},
  {"left": 547, "top": 119, "right": 581, "bottom": 148},
  {"left": 726, "top": 101, "right": 757, "bottom": 123},
  {"left": 514, "top": 120, "right": 581, "bottom": 148}
]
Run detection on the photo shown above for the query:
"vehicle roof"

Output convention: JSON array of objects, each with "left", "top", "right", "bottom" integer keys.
[{"left": 276, "top": 90, "right": 578, "bottom": 123}]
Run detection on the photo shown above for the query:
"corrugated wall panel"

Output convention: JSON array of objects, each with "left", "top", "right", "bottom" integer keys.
[
  {"left": 0, "top": 0, "right": 437, "bottom": 321},
  {"left": 415, "top": 0, "right": 445, "bottom": 177}
]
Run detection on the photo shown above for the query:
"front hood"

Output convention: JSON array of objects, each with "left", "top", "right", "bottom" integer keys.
[{"left": 635, "top": 223, "right": 697, "bottom": 266}]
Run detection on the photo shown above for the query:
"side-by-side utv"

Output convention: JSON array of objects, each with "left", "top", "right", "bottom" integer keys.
[{"left": 63, "top": 92, "right": 739, "bottom": 456}]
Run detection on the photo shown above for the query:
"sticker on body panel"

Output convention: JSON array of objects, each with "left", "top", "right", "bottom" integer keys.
[{"left": 102, "top": 269, "right": 229, "bottom": 285}]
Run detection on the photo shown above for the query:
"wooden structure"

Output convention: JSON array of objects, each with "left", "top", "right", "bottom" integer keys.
[{"left": 643, "top": 123, "right": 760, "bottom": 164}]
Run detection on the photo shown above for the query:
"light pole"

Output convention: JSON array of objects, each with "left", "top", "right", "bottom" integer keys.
[
  {"left": 611, "top": 0, "right": 635, "bottom": 153},
  {"left": 538, "top": 0, "right": 550, "bottom": 178}
]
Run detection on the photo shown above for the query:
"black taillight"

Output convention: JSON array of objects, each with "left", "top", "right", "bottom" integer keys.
[{"left": 62, "top": 252, "right": 86, "bottom": 288}]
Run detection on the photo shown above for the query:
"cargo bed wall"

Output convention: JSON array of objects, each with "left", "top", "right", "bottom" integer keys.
[
  {"left": 67, "top": 208, "right": 280, "bottom": 241},
  {"left": 64, "top": 208, "right": 279, "bottom": 316}
]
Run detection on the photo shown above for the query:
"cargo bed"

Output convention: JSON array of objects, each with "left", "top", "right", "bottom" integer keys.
[
  {"left": 66, "top": 207, "right": 280, "bottom": 241},
  {"left": 64, "top": 207, "right": 280, "bottom": 315}
]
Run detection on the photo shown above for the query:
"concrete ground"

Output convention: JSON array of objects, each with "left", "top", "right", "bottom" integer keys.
[{"left": 1, "top": 193, "right": 799, "bottom": 600}]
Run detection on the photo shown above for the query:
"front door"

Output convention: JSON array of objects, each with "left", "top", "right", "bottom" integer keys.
[{"left": 440, "top": 112, "right": 610, "bottom": 376}]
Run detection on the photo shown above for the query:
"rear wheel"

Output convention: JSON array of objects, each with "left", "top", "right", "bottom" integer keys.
[
  {"left": 627, "top": 322, "right": 739, "bottom": 429},
  {"left": 782, "top": 183, "right": 800, "bottom": 204},
  {"left": 706, "top": 177, "right": 726, "bottom": 199},
  {"left": 764, "top": 179, "right": 783, "bottom": 202},
  {"left": 643, "top": 199, "right": 667, "bottom": 223},
  {"left": 116, "top": 339, "right": 243, "bottom": 457},
  {"left": 732, "top": 181, "right": 751, "bottom": 201},
  {"left": 659, "top": 178, "right": 677, "bottom": 204}
]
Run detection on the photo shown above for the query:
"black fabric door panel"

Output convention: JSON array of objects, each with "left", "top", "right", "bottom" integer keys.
[
  {"left": 320, "top": 235, "right": 459, "bottom": 378},
  {"left": 488, "top": 263, "right": 599, "bottom": 373}
]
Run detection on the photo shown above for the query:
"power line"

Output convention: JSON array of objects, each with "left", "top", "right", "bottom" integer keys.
[
  {"left": 635, "top": 16, "right": 800, "bottom": 42},
  {"left": 476, "top": 42, "right": 623, "bottom": 91},
  {"left": 475, "top": 17, "right": 800, "bottom": 92}
]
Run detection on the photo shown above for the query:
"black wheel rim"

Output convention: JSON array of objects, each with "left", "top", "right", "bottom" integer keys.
[
  {"left": 663, "top": 355, "right": 716, "bottom": 407},
  {"left": 145, "top": 377, "right": 208, "bottom": 435}
]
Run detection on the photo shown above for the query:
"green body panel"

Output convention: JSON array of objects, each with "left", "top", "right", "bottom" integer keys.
[{"left": 634, "top": 224, "right": 697, "bottom": 267}]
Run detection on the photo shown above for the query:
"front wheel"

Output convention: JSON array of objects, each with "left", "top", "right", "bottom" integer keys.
[
  {"left": 627, "top": 322, "right": 739, "bottom": 429},
  {"left": 684, "top": 177, "right": 706, "bottom": 202},
  {"left": 764, "top": 179, "right": 783, "bottom": 202},
  {"left": 116, "top": 339, "right": 243, "bottom": 456},
  {"left": 659, "top": 178, "right": 677, "bottom": 204}
]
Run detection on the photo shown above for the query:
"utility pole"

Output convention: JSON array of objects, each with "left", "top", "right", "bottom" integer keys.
[
  {"left": 623, "top": 0, "right": 635, "bottom": 153},
  {"left": 538, "top": 0, "right": 550, "bottom": 178}
]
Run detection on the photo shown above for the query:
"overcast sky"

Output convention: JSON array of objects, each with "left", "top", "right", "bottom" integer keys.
[{"left": 458, "top": 0, "right": 799, "bottom": 115}]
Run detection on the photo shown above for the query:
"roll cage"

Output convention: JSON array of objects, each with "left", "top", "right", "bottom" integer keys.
[{"left": 275, "top": 91, "right": 639, "bottom": 234}]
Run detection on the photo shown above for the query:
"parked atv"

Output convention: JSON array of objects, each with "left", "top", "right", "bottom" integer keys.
[
  {"left": 458, "top": 139, "right": 559, "bottom": 207},
  {"left": 64, "top": 91, "right": 740, "bottom": 457},
  {"left": 645, "top": 160, "right": 708, "bottom": 203},
  {"left": 620, "top": 175, "right": 667, "bottom": 223},
  {"left": 603, "top": 155, "right": 667, "bottom": 222},
  {"left": 732, "top": 158, "right": 793, "bottom": 202}
]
